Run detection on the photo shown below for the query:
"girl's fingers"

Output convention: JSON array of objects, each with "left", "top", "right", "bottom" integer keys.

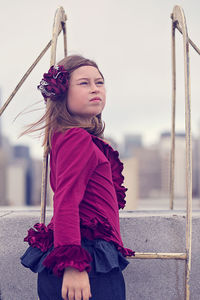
[
  {"left": 61, "top": 287, "right": 68, "bottom": 300},
  {"left": 62, "top": 287, "right": 92, "bottom": 300},
  {"left": 82, "top": 287, "right": 92, "bottom": 300},
  {"left": 74, "top": 288, "right": 82, "bottom": 300},
  {"left": 68, "top": 288, "right": 75, "bottom": 300}
]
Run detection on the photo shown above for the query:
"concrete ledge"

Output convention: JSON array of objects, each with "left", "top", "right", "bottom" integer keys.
[{"left": 1, "top": 208, "right": 200, "bottom": 300}]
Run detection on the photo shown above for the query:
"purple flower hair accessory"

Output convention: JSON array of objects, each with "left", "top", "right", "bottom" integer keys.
[{"left": 38, "top": 65, "right": 69, "bottom": 101}]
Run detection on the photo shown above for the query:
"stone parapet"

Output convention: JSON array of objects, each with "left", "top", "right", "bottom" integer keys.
[{"left": 0, "top": 208, "right": 200, "bottom": 299}]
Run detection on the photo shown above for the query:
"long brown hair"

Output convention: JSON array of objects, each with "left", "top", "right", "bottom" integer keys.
[{"left": 20, "top": 55, "right": 105, "bottom": 152}]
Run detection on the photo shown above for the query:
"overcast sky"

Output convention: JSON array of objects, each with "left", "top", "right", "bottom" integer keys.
[{"left": 1, "top": 0, "right": 200, "bottom": 158}]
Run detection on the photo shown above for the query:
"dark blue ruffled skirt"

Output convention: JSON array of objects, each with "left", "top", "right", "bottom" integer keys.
[
  {"left": 20, "top": 238, "right": 129, "bottom": 275},
  {"left": 20, "top": 238, "right": 129, "bottom": 300}
]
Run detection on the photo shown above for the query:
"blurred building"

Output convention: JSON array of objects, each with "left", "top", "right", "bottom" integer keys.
[
  {"left": 0, "top": 148, "right": 8, "bottom": 205},
  {"left": 122, "top": 156, "right": 138, "bottom": 210},
  {"left": 134, "top": 146, "right": 162, "bottom": 198},
  {"left": 121, "top": 130, "right": 197, "bottom": 203},
  {"left": 121, "top": 133, "right": 162, "bottom": 202},
  {"left": 6, "top": 161, "right": 27, "bottom": 205},
  {"left": 6, "top": 145, "right": 33, "bottom": 206},
  {"left": 0, "top": 91, "right": 7, "bottom": 204},
  {"left": 31, "top": 157, "right": 52, "bottom": 207},
  {"left": 122, "top": 134, "right": 143, "bottom": 158},
  {"left": 0, "top": 90, "right": 2, "bottom": 147},
  {"left": 121, "top": 133, "right": 162, "bottom": 204},
  {"left": 159, "top": 132, "right": 186, "bottom": 198},
  {"left": 193, "top": 135, "right": 200, "bottom": 198},
  {"left": 0, "top": 133, "right": 46, "bottom": 207},
  {"left": 0, "top": 135, "right": 13, "bottom": 205},
  {"left": 31, "top": 158, "right": 43, "bottom": 205}
]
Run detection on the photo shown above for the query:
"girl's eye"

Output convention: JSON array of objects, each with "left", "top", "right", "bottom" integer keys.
[
  {"left": 96, "top": 81, "right": 104, "bottom": 85},
  {"left": 80, "top": 82, "right": 88, "bottom": 85}
]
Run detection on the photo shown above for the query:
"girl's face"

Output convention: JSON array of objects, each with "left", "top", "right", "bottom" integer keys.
[{"left": 67, "top": 66, "right": 106, "bottom": 122}]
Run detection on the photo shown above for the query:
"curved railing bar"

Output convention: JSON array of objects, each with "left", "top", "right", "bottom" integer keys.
[
  {"left": 0, "top": 14, "right": 67, "bottom": 118},
  {"left": 40, "top": 7, "right": 67, "bottom": 224},
  {"left": 171, "top": 16, "right": 200, "bottom": 55},
  {"left": 0, "top": 41, "right": 51, "bottom": 117},
  {"left": 170, "top": 5, "right": 192, "bottom": 299}
]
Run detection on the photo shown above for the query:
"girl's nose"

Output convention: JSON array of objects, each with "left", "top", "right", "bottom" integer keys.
[{"left": 90, "top": 82, "right": 99, "bottom": 93}]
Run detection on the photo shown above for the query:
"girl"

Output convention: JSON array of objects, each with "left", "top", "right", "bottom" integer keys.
[{"left": 20, "top": 55, "right": 135, "bottom": 300}]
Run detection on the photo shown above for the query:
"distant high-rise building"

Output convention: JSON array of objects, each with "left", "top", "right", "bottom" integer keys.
[
  {"left": 0, "top": 148, "right": 8, "bottom": 205},
  {"left": 123, "top": 134, "right": 143, "bottom": 158},
  {"left": 14, "top": 145, "right": 33, "bottom": 205},
  {"left": 6, "top": 145, "right": 33, "bottom": 206},
  {"left": 31, "top": 158, "right": 48, "bottom": 206},
  {"left": 192, "top": 123, "right": 200, "bottom": 199},
  {"left": 0, "top": 88, "right": 2, "bottom": 147},
  {"left": 121, "top": 156, "right": 138, "bottom": 209},
  {"left": 134, "top": 146, "right": 162, "bottom": 198},
  {"left": 0, "top": 110, "right": 11, "bottom": 205},
  {"left": 13, "top": 145, "right": 30, "bottom": 159},
  {"left": 192, "top": 138, "right": 199, "bottom": 197},
  {"left": 6, "top": 160, "right": 28, "bottom": 206},
  {"left": 159, "top": 132, "right": 186, "bottom": 198}
]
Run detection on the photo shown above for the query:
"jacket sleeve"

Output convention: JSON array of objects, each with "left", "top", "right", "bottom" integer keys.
[{"left": 43, "top": 128, "right": 98, "bottom": 276}]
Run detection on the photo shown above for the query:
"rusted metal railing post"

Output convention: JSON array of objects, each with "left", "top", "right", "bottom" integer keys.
[
  {"left": 171, "top": 6, "right": 192, "bottom": 299},
  {"left": 40, "top": 7, "right": 67, "bottom": 224}
]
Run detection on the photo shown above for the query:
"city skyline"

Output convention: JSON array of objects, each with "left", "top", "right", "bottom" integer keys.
[
  {"left": 1, "top": 125, "right": 200, "bottom": 160},
  {"left": 2, "top": 125, "right": 200, "bottom": 208}
]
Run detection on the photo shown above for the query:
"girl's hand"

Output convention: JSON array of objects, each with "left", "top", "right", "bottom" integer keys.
[{"left": 62, "top": 267, "right": 92, "bottom": 300}]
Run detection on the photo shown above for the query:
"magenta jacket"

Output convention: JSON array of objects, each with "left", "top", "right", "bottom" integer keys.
[{"left": 24, "top": 127, "right": 134, "bottom": 277}]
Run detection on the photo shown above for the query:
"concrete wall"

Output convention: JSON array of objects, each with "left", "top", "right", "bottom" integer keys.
[{"left": 0, "top": 208, "right": 200, "bottom": 300}]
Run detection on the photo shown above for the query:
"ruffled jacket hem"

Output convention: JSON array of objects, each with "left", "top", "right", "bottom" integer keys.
[
  {"left": 116, "top": 244, "right": 135, "bottom": 256},
  {"left": 24, "top": 223, "right": 92, "bottom": 277},
  {"left": 24, "top": 223, "right": 53, "bottom": 252},
  {"left": 23, "top": 220, "right": 135, "bottom": 276},
  {"left": 80, "top": 217, "right": 135, "bottom": 257},
  {"left": 80, "top": 216, "right": 113, "bottom": 239}
]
